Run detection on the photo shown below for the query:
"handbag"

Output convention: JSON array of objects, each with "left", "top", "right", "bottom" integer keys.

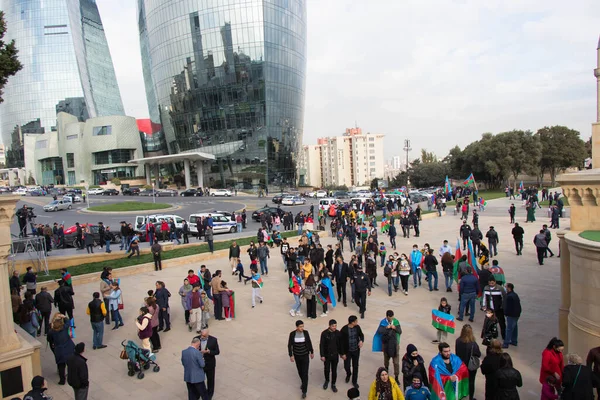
[
  {"left": 119, "top": 349, "right": 128, "bottom": 360},
  {"left": 468, "top": 342, "right": 480, "bottom": 371},
  {"left": 118, "top": 294, "right": 124, "bottom": 310}
]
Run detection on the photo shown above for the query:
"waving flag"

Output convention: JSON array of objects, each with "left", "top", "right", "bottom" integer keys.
[
  {"left": 462, "top": 173, "right": 475, "bottom": 186},
  {"left": 432, "top": 309, "right": 456, "bottom": 334},
  {"left": 519, "top": 181, "right": 524, "bottom": 191},
  {"left": 429, "top": 354, "right": 470, "bottom": 400},
  {"left": 467, "top": 239, "right": 482, "bottom": 298},
  {"left": 479, "top": 197, "right": 487, "bottom": 207},
  {"left": 452, "top": 239, "right": 463, "bottom": 282},
  {"left": 444, "top": 176, "right": 452, "bottom": 195},
  {"left": 490, "top": 266, "right": 505, "bottom": 284}
]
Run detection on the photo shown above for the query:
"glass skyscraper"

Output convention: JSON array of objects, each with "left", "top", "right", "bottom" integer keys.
[
  {"left": 0, "top": 0, "right": 124, "bottom": 167},
  {"left": 138, "top": 0, "right": 306, "bottom": 190}
]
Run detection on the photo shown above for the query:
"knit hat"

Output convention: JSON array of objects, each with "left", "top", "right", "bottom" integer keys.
[
  {"left": 31, "top": 375, "right": 45, "bottom": 389},
  {"left": 75, "top": 342, "right": 85, "bottom": 354},
  {"left": 406, "top": 343, "right": 418, "bottom": 354},
  {"left": 347, "top": 387, "right": 360, "bottom": 398}
]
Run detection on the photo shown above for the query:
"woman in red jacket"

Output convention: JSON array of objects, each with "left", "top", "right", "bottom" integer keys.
[{"left": 540, "top": 337, "right": 565, "bottom": 387}]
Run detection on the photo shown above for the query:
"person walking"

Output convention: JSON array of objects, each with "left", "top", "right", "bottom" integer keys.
[
  {"left": 502, "top": 283, "right": 521, "bottom": 349},
  {"left": 320, "top": 319, "right": 342, "bottom": 393},
  {"left": 193, "top": 329, "right": 220, "bottom": 400},
  {"left": 409, "top": 245, "right": 422, "bottom": 288},
  {"left": 540, "top": 337, "right": 565, "bottom": 387},
  {"left": 53, "top": 279, "right": 75, "bottom": 323},
  {"left": 373, "top": 310, "right": 402, "bottom": 383},
  {"left": 333, "top": 256, "right": 349, "bottom": 307},
  {"left": 367, "top": 367, "right": 404, "bottom": 400},
  {"left": 100, "top": 273, "right": 112, "bottom": 325},
  {"left": 486, "top": 226, "right": 499, "bottom": 257},
  {"left": 152, "top": 241, "right": 162, "bottom": 271},
  {"left": 35, "top": 287, "right": 53, "bottom": 336},
  {"left": 508, "top": 203, "right": 516, "bottom": 224},
  {"left": 179, "top": 278, "right": 193, "bottom": 325},
  {"left": 205, "top": 226, "right": 214, "bottom": 253},
  {"left": 458, "top": 267, "right": 480, "bottom": 323},
  {"left": 250, "top": 268, "right": 264, "bottom": 308},
  {"left": 257, "top": 241, "right": 270, "bottom": 276},
  {"left": 562, "top": 353, "right": 599, "bottom": 400},
  {"left": 341, "top": 315, "right": 364, "bottom": 389},
  {"left": 424, "top": 249, "right": 439, "bottom": 292},
  {"left": 481, "top": 339, "right": 504, "bottom": 400},
  {"left": 534, "top": 230, "right": 548, "bottom": 265},
  {"left": 155, "top": 281, "right": 171, "bottom": 332},
  {"left": 66, "top": 342, "right": 89, "bottom": 400},
  {"left": 289, "top": 269, "right": 303, "bottom": 317},
  {"left": 146, "top": 297, "right": 161, "bottom": 353},
  {"left": 511, "top": 223, "right": 525, "bottom": 256},
  {"left": 493, "top": 353, "right": 523, "bottom": 399},
  {"left": 455, "top": 324, "right": 481, "bottom": 400},
  {"left": 187, "top": 286, "right": 204, "bottom": 334},
  {"left": 441, "top": 252, "right": 454, "bottom": 292},
  {"left": 483, "top": 276, "right": 506, "bottom": 340},
  {"left": 351, "top": 264, "right": 371, "bottom": 319},
  {"left": 47, "top": 313, "right": 75, "bottom": 385},
  {"left": 401, "top": 344, "right": 429, "bottom": 391},
  {"left": 288, "top": 320, "right": 314, "bottom": 399},
  {"left": 543, "top": 224, "right": 555, "bottom": 258},
  {"left": 105, "top": 281, "right": 124, "bottom": 330},
  {"left": 85, "top": 292, "right": 107, "bottom": 349},
  {"left": 182, "top": 338, "right": 208, "bottom": 400},
  {"left": 460, "top": 220, "right": 472, "bottom": 251}
]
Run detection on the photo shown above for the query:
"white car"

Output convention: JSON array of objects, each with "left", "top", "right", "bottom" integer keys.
[
  {"left": 282, "top": 196, "right": 305, "bottom": 206},
  {"left": 14, "top": 188, "right": 28, "bottom": 196},
  {"left": 211, "top": 189, "right": 232, "bottom": 197},
  {"left": 87, "top": 188, "right": 104, "bottom": 195},
  {"left": 315, "top": 190, "right": 327, "bottom": 198},
  {"left": 63, "top": 194, "right": 82, "bottom": 203}
]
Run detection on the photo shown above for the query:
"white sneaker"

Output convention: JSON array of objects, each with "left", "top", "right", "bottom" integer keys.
[
  {"left": 295, "top": 312, "right": 303, "bottom": 317},
  {"left": 225, "top": 318, "right": 232, "bottom": 321},
  {"left": 320, "top": 313, "right": 327, "bottom": 317},
  {"left": 289, "top": 309, "right": 295, "bottom": 317}
]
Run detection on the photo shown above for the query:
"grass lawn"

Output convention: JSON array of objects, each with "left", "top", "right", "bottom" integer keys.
[
  {"left": 87, "top": 201, "right": 172, "bottom": 212},
  {"left": 445, "top": 190, "right": 506, "bottom": 206},
  {"left": 580, "top": 231, "right": 600, "bottom": 242},
  {"left": 37, "top": 231, "right": 300, "bottom": 282},
  {"left": 540, "top": 197, "right": 569, "bottom": 207}
]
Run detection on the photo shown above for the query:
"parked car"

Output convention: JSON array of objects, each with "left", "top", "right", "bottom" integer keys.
[
  {"left": 315, "top": 190, "right": 328, "bottom": 198},
  {"left": 29, "top": 189, "right": 46, "bottom": 196},
  {"left": 87, "top": 188, "right": 104, "bottom": 195},
  {"left": 43, "top": 200, "right": 72, "bottom": 212},
  {"left": 14, "top": 188, "right": 28, "bottom": 196},
  {"left": 180, "top": 189, "right": 200, "bottom": 197},
  {"left": 272, "top": 193, "right": 290, "bottom": 204},
  {"left": 63, "top": 194, "right": 82, "bottom": 203},
  {"left": 333, "top": 191, "right": 350, "bottom": 199},
  {"left": 63, "top": 224, "right": 121, "bottom": 248},
  {"left": 212, "top": 210, "right": 235, "bottom": 221},
  {"left": 155, "top": 189, "right": 178, "bottom": 197},
  {"left": 281, "top": 196, "right": 306, "bottom": 206},
  {"left": 65, "top": 188, "right": 83, "bottom": 194},
  {"left": 211, "top": 189, "right": 232, "bottom": 197},
  {"left": 102, "top": 189, "right": 119, "bottom": 196},
  {"left": 189, "top": 213, "right": 237, "bottom": 235},
  {"left": 134, "top": 214, "right": 184, "bottom": 241},
  {"left": 122, "top": 187, "right": 140, "bottom": 196},
  {"left": 138, "top": 189, "right": 155, "bottom": 196},
  {"left": 251, "top": 206, "right": 285, "bottom": 222}
]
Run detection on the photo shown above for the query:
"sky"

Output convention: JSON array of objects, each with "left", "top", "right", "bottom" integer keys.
[{"left": 98, "top": 0, "right": 600, "bottom": 161}]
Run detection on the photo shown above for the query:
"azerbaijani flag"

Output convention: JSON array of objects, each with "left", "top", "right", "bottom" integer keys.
[
  {"left": 429, "top": 354, "right": 470, "bottom": 400},
  {"left": 432, "top": 309, "right": 456, "bottom": 334},
  {"left": 444, "top": 176, "right": 452, "bottom": 195},
  {"left": 372, "top": 317, "right": 401, "bottom": 351},
  {"left": 228, "top": 291, "right": 236, "bottom": 319},
  {"left": 467, "top": 239, "right": 482, "bottom": 298},
  {"left": 490, "top": 266, "right": 505, "bottom": 284},
  {"left": 462, "top": 173, "right": 475, "bottom": 187},
  {"left": 452, "top": 239, "right": 463, "bottom": 282},
  {"left": 252, "top": 275, "right": 264, "bottom": 288},
  {"left": 519, "top": 181, "right": 524, "bottom": 191}
]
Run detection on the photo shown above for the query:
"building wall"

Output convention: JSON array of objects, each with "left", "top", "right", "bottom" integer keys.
[{"left": 0, "top": 0, "right": 124, "bottom": 151}]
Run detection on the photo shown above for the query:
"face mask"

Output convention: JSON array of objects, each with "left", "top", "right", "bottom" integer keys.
[{"left": 413, "top": 382, "right": 422, "bottom": 389}]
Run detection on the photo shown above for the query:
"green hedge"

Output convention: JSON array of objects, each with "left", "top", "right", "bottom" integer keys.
[{"left": 37, "top": 231, "right": 300, "bottom": 282}]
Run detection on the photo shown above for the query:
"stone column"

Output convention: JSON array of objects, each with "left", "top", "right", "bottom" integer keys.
[
  {"left": 183, "top": 159, "right": 191, "bottom": 189},
  {"left": 557, "top": 231, "right": 571, "bottom": 347},
  {"left": 196, "top": 161, "right": 204, "bottom": 188},
  {"left": 154, "top": 164, "right": 160, "bottom": 189},
  {"left": 145, "top": 164, "right": 151, "bottom": 185},
  {"left": 0, "top": 196, "right": 21, "bottom": 353}
]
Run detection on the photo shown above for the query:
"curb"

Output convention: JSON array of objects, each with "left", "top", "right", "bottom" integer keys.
[{"left": 79, "top": 204, "right": 182, "bottom": 214}]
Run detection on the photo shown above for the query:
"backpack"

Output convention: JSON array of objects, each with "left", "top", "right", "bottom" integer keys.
[
  {"left": 383, "top": 265, "right": 392, "bottom": 278},
  {"left": 319, "top": 283, "right": 329, "bottom": 298}
]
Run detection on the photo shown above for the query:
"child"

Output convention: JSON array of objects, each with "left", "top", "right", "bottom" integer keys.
[
  {"left": 250, "top": 267, "right": 264, "bottom": 308},
  {"left": 404, "top": 373, "right": 431, "bottom": 400},
  {"left": 433, "top": 297, "right": 452, "bottom": 344},
  {"left": 481, "top": 308, "right": 499, "bottom": 346},
  {"left": 541, "top": 375, "right": 559, "bottom": 400},
  {"left": 379, "top": 242, "right": 387, "bottom": 267},
  {"left": 200, "top": 290, "right": 211, "bottom": 329},
  {"left": 220, "top": 280, "right": 233, "bottom": 321},
  {"left": 236, "top": 258, "right": 251, "bottom": 284}
]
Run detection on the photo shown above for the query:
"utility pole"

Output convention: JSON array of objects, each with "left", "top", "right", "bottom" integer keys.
[{"left": 403, "top": 139, "right": 411, "bottom": 171}]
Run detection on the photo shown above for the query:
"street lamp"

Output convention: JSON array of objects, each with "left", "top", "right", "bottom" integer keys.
[
  {"left": 152, "top": 182, "right": 155, "bottom": 203},
  {"left": 85, "top": 183, "right": 90, "bottom": 208}
]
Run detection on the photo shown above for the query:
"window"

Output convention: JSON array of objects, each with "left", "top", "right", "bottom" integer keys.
[
  {"left": 370, "top": 162, "right": 375, "bottom": 166},
  {"left": 369, "top": 144, "right": 375, "bottom": 148},
  {"left": 35, "top": 140, "right": 47, "bottom": 149},
  {"left": 66, "top": 153, "right": 74, "bottom": 168},
  {"left": 369, "top": 156, "right": 375, "bottom": 160},
  {"left": 93, "top": 126, "right": 112, "bottom": 136},
  {"left": 369, "top": 137, "right": 374, "bottom": 141},
  {"left": 66, "top": 134, "right": 78, "bottom": 140},
  {"left": 94, "top": 149, "right": 133, "bottom": 165}
]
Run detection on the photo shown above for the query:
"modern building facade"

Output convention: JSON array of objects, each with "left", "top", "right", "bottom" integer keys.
[
  {"left": 24, "top": 113, "right": 143, "bottom": 185},
  {"left": 137, "top": 0, "right": 307, "bottom": 190},
  {"left": 298, "top": 128, "right": 385, "bottom": 188},
  {"left": 0, "top": 0, "right": 125, "bottom": 169}
]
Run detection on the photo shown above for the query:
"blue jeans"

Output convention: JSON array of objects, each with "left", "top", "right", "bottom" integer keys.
[
  {"left": 380, "top": 255, "right": 385, "bottom": 267},
  {"left": 91, "top": 321, "right": 104, "bottom": 347},
  {"left": 349, "top": 237, "right": 356, "bottom": 252},
  {"left": 443, "top": 271, "right": 453, "bottom": 289},
  {"left": 171, "top": 232, "right": 181, "bottom": 244},
  {"left": 412, "top": 268, "right": 422, "bottom": 287},
  {"left": 120, "top": 236, "right": 126, "bottom": 250},
  {"left": 427, "top": 271, "right": 438, "bottom": 290},
  {"left": 259, "top": 258, "right": 268, "bottom": 275},
  {"left": 111, "top": 309, "right": 123, "bottom": 328},
  {"left": 297, "top": 223, "right": 304, "bottom": 235},
  {"left": 505, "top": 316, "right": 519, "bottom": 346},
  {"left": 459, "top": 292, "right": 476, "bottom": 321},
  {"left": 105, "top": 240, "right": 111, "bottom": 253},
  {"left": 393, "top": 276, "right": 399, "bottom": 290},
  {"left": 237, "top": 222, "right": 243, "bottom": 233},
  {"left": 387, "top": 278, "right": 392, "bottom": 296},
  {"left": 292, "top": 294, "right": 302, "bottom": 313},
  {"left": 298, "top": 255, "right": 305, "bottom": 265},
  {"left": 282, "top": 254, "right": 287, "bottom": 270}
]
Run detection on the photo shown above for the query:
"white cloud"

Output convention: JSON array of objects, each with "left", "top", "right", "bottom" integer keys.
[{"left": 97, "top": 0, "right": 600, "bottom": 160}]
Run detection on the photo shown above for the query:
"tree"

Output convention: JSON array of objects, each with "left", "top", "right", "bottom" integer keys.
[
  {"left": 390, "top": 171, "right": 408, "bottom": 188},
  {"left": 370, "top": 178, "right": 379, "bottom": 190},
  {"left": 55, "top": 175, "right": 63, "bottom": 185},
  {"left": 585, "top": 136, "right": 592, "bottom": 159},
  {"left": 537, "top": 126, "right": 586, "bottom": 186},
  {"left": 421, "top": 149, "right": 437, "bottom": 164},
  {"left": 408, "top": 161, "right": 449, "bottom": 188},
  {"left": 0, "top": 11, "right": 23, "bottom": 103}
]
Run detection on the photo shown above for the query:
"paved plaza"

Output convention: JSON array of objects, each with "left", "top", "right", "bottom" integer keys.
[{"left": 38, "top": 196, "right": 565, "bottom": 400}]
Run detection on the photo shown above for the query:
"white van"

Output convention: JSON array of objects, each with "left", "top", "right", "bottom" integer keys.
[
  {"left": 189, "top": 213, "right": 237, "bottom": 235},
  {"left": 318, "top": 198, "right": 338, "bottom": 212}
]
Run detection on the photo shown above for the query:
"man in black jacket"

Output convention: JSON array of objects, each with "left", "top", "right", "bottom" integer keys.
[
  {"left": 459, "top": 220, "right": 472, "bottom": 251},
  {"left": 325, "top": 245, "right": 334, "bottom": 271},
  {"left": 98, "top": 222, "right": 105, "bottom": 249},
  {"left": 511, "top": 223, "right": 525, "bottom": 255},
  {"left": 195, "top": 329, "right": 220, "bottom": 400},
  {"left": 470, "top": 224, "right": 483, "bottom": 256},
  {"left": 351, "top": 265, "right": 371, "bottom": 319},
  {"left": 486, "top": 226, "right": 499, "bottom": 257},
  {"left": 54, "top": 279, "right": 75, "bottom": 323},
  {"left": 287, "top": 320, "right": 314, "bottom": 399},
  {"left": 332, "top": 257, "right": 349, "bottom": 307},
  {"left": 340, "top": 315, "right": 364, "bottom": 389},
  {"left": 67, "top": 342, "right": 89, "bottom": 400},
  {"left": 319, "top": 319, "right": 342, "bottom": 393},
  {"left": 502, "top": 283, "right": 522, "bottom": 349},
  {"left": 35, "top": 287, "right": 54, "bottom": 335}
]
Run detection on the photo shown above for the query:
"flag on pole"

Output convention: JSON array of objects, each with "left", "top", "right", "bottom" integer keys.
[
  {"left": 462, "top": 173, "right": 475, "bottom": 186},
  {"left": 519, "top": 181, "right": 524, "bottom": 191},
  {"left": 444, "top": 176, "right": 452, "bottom": 195},
  {"left": 479, "top": 197, "right": 487, "bottom": 207},
  {"left": 452, "top": 239, "right": 463, "bottom": 282},
  {"left": 432, "top": 309, "right": 456, "bottom": 334},
  {"left": 467, "top": 239, "right": 482, "bottom": 298}
]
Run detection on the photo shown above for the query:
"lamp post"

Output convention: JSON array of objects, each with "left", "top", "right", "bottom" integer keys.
[
  {"left": 152, "top": 182, "right": 155, "bottom": 203},
  {"left": 85, "top": 183, "right": 90, "bottom": 209}
]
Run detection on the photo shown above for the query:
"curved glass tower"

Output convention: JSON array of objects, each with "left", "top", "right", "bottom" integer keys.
[
  {"left": 138, "top": 0, "right": 306, "bottom": 189},
  {"left": 0, "top": 0, "right": 124, "bottom": 166}
]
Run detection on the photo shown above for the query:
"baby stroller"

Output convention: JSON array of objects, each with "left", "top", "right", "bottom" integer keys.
[{"left": 121, "top": 340, "right": 160, "bottom": 379}]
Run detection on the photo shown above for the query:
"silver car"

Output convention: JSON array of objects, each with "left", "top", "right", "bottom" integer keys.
[{"left": 43, "top": 200, "right": 72, "bottom": 212}]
